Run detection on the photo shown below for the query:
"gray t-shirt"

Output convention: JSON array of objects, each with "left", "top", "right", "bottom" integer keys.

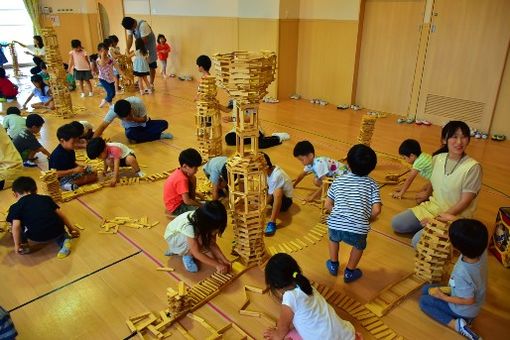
[
  {"left": 203, "top": 156, "right": 228, "bottom": 185},
  {"left": 448, "top": 250, "right": 487, "bottom": 318},
  {"left": 104, "top": 96, "right": 147, "bottom": 129},
  {"left": 13, "top": 128, "right": 41, "bottom": 154}
]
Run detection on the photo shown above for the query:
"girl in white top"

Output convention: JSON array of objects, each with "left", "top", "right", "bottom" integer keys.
[{"left": 264, "top": 253, "right": 359, "bottom": 340}]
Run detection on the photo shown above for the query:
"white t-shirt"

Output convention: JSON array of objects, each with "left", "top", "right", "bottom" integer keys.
[
  {"left": 164, "top": 211, "right": 195, "bottom": 240},
  {"left": 268, "top": 166, "right": 293, "bottom": 198},
  {"left": 283, "top": 287, "right": 355, "bottom": 340},
  {"left": 127, "top": 21, "right": 152, "bottom": 38},
  {"left": 79, "top": 120, "right": 93, "bottom": 134}
]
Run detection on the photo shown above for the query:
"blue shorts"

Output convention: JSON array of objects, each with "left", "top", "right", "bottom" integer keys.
[{"left": 329, "top": 229, "right": 367, "bottom": 250}]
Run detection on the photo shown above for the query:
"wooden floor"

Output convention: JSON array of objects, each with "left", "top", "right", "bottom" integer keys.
[{"left": 1, "top": 69, "right": 509, "bottom": 339}]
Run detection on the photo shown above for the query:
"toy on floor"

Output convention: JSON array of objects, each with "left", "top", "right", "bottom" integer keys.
[
  {"left": 358, "top": 114, "right": 377, "bottom": 146},
  {"left": 267, "top": 223, "right": 328, "bottom": 256},
  {"left": 99, "top": 216, "right": 159, "bottom": 234}
]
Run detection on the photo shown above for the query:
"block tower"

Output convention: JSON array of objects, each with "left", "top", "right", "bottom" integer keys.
[
  {"left": 414, "top": 219, "right": 451, "bottom": 282},
  {"left": 116, "top": 54, "right": 136, "bottom": 92},
  {"left": 213, "top": 51, "right": 276, "bottom": 266},
  {"left": 358, "top": 114, "right": 377, "bottom": 146},
  {"left": 195, "top": 75, "right": 222, "bottom": 160},
  {"left": 8, "top": 42, "right": 21, "bottom": 77},
  {"left": 40, "top": 28, "right": 74, "bottom": 118}
]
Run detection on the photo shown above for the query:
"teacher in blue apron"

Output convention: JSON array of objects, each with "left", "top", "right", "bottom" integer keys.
[{"left": 122, "top": 17, "right": 158, "bottom": 89}]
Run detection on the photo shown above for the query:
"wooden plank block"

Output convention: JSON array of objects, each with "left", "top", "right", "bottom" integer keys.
[
  {"left": 361, "top": 317, "right": 381, "bottom": 327},
  {"left": 367, "top": 322, "right": 386, "bottom": 332}
]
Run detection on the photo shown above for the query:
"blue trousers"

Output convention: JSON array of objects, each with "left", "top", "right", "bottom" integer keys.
[
  {"left": 99, "top": 78, "right": 116, "bottom": 103},
  {"left": 125, "top": 119, "right": 168, "bottom": 143},
  {"left": 419, "top": 284, "right": 472, "bottom": 325}
]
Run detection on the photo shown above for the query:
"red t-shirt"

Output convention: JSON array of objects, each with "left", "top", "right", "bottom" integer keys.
[
  {"left": 156, "top": 43, "right": 171, "bottom": 60},
  {"left": 0, "top": 77, "right": 18, "bottom": 97},
  {"left": 163, "top": 168, "right": 189, "bottom": 212}
]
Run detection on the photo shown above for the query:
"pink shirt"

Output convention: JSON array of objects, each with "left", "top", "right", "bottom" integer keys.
[
  {"left": 163, "top": 169, "right": 189, "bottom": 212},
  {"left": 97, "top": 57, "right": 115, "bottom": 83},
  {"left": 69, "top": 49, "right": 90, "bottom": 71},
  {"left": 106, "top": 143, "right": 132, "bottom": 160}
]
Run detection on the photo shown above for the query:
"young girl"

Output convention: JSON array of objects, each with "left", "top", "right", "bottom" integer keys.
[
  {"left": 263, "top": 253, "right": 358, "bottom": 340},
  {"left": 163, "top": 201, "right": 230, "bottom": 273},
  {"left": 132, "top": 37, "right": 151, "bottom": 95},
  {"left": 156, "top": 34, "right": 171, "bottom": 78},
  {"left": 108, "top": 35, "right": 122, "bottom": 91},
  {"left": 22, "top": 75, "right": 54, "bottom": 110},
  {"left": 68, "top": 39, "right": 93, "bottom": 97},
  {"left": 18, "top": 36, "right": 45, "bottom": 74},
  {"left": 97, "top": 42, "right": 120, "bottom": 108}
]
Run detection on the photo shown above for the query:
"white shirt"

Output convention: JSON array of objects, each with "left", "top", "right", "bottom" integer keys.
[
  {"left": 283, "top": 286, "right": 355, "bottom": 340},
  {"left": 127, "top": 21, "right": 152, "bottom": 38},
  {"left": 164, "top": 211, "right": 195, "bottom": 240},
  {"left": 268, "top": 166, "right": 293, "bottom": 198}
]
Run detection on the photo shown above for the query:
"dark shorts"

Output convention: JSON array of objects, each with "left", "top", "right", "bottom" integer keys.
[
  {"left": 119, "top": 153, "right": 135, "bottom": 167},
  {"left": 74, "top": 70, "right": 93, "bottom": 81},
  {"left": 329, "top": 229, "right": 367, "bottom": 250},
  {"left": 133, "top": 71, "right": 150, "bottom": 77},
  {"left": 148, "top": 61, "right": 157, "bottom": 69},
  {"left": 281, "top": 195, "right": 293, "bottom": 212},
  {"left": 171, "top": 203, "right": 197, "bottom": 216}
]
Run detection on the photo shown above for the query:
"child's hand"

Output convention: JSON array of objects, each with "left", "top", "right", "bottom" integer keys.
[
  {"left": 303, "top": 195, "right": 316, "bottom": 203},
  {"left": 436, "top": 213, "right": 457, "bottom": 223},
  {"left": 74, "top": 166, "right": 85, "bottom": 174},
  {"left": 263, "top": 327, "right": 277, "bottom": 339},
  {"left": 420, "top": 218, "right": 430, "bottom": 227},
  {"left": 392, "top": 191, "right": 403, "bottom": 199},
  {"left": 216, "top": 262, "right": 229, "bottom": 274},
  {"left": 429, "top": 287, "right": 447, "bottom": 299}
]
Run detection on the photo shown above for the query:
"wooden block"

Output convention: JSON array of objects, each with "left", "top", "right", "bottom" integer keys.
[
  {"left": 303, "top": 235, "right": 316, "bottom": 244},
  {"left": 296, "top": 239, "right": 308, "bottom": 248},
  {"left": 361, "top": 317, "right": 380, "bottom": 327},
  {"left": 375, "top": 330, "right": 397, "bottom": 339},
  {"left": 366, "top": 321, "right": 385, "bottom": 332},
  {"left": 239, "top": 309, "right": 261, "bottom": 317},
  {"left": 178, "top": 281, "right": 186, "bottom": 295},
  {"left": 307, "top": 232, "right": 321, "bottom": 241},
  {"left": 74, "top": 224, "right": 85, "bottom": 230},
  {"left": 290, "top": 241, "right": 302, "bottom": 250},
  {"left": 156, "top": 267, "right": 175, "bottom": 272},
  {"left": 245, "top": 285, "right": 265, "bottom": 294}
]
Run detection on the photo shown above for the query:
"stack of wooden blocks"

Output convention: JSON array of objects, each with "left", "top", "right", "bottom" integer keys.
[
  {"left": 39, "top": 170, "right": 62, "bottom": 202},
  {"left": 40, "top": 28, "right": 74, "bottom": 118},
  {"left": 116, "top": 54, "right": 135, "bottom": 92},
  {"left": 167, "top": 281, "right": 191, "bottom": 316},
  {"left": 8, "top": 43, "right": 21, "bottom": 77},
  {"left": 196, "top": 75, "right": 222, "bottom": 161},
  {"left": 414, "top": 219, "right": 451, "bottom": 282},
  {"left": 358, "top": 114, "right": 377, "bottom": 146}
]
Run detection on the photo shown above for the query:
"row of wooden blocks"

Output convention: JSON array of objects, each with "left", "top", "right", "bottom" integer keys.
[
  {"left": 99, "top": 216, "right": 159, "bottom": 234},
  {"left": 268, "top": 223, "right": 329, "bottom": 256}
]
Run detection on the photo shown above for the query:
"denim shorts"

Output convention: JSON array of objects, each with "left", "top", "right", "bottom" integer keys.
[{"left": 329, "top": 229, "right": 367, "bottom": 250}]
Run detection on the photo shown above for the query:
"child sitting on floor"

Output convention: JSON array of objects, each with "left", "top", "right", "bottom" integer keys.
[
  {"left": 37, "top": 62, "right": 50, "bottom": 81},
  {"left": 293, "top": 140, "right": 347, "bottom": 202},
  {"left": 263, "top": 253, "right": 358, "bottom": 340},
  {"left": 69, "top": 120, "right": 94, "bottom": 148},
  {"left": 6, "top": 176, "right": 80, "bottom": 258},
  {"left": 12, "top": 113, "right": 51, "bottom": 167},
  {"left": 2, "top": 107, "right": 25, "bottom": 139},
  {"left": 163, "top": 148, "right": 204, "bottom": 216},
  {"left": 203, "top": 155, "right": 228, "bottom": 200},
  {"left": 262, "top": 152, "right": 294, "bottom": 236},
  {"left": 0, "top": 67, "right": 18, "bottom": 102},
  {"left": 49, "top": 124, "right": 98, "bottom": 191},
  {"left": 420, "top": 218, "right": 488, "bottom": 340},
  {"left": 163, "top": 200, "right": 230, "bottom": 273},
  {"left": 21, "top": 75, "right": 54, "bottom": 110},
  {"left": 86, "top": 137, "right": 144, "bottom": 187}
]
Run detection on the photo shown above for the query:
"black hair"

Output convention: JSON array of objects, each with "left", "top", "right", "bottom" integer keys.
[
  {"left": 56, "top": 124, "right": 76, "bottom": 141},
  {"left": 220, "top": 163, "right": 228, "bottom": 183},
  {"left": 108, "top": 35, "right": 119, "bottom": 44},
  {"left": 97, "top": 43, "right": 108, "bottom": 52},
  {"left": 121, "top": 17, "right": 136, "bottom": 30},
  {"left": 135, "top": 38, "right": 147, "bottom": 56},
  {"left": 261, "top": 152, "right": 273, "bottom": 168},
  {"left": 69, "top": 121, "right": 85, "bottom": 137},
  {"left": 293, "top": 140, "right": 314, "bottom": 157},
  {"left": 89, "top": 54, "right": 99, "bottom": 62},
  {"left": 6, "top": 107, "right": 21, "bottom": 115},
  {"left": 30, "top": 74, "right": 48, "bottom": 95},
  {"left": 347, "top": 144, "right": 377, "bottom": 176},
  {"left": 399, "top": 139, "right": 422, "bottom": 157},
  {"left": 63, "top": 63, "right": 69, "bottom": 70},
  {"left": 33, "top": 35, "right": 44, "bottom": 48},
  {"left": 71, "top": 39, "right": 82, "bottom": 49},
  {"left": 113, "top": 99, "right": 131, "bottom": 118},
  {"left": 196, "top": 55, "right": 212, "bottom": 72},
  {"left": 39, "top": 62, "right": 47, "bottom": 70},
  {"left": 12, "top": 176, "right": 37, "bottom": 194},
  {"left": 102, "top": 38, "right": 112, "bottom": 48},
  {"left": 26, "top": 113, "right": 44, "bottom": 128},
  {"left": 449, "top": 219, "right": 488, "bottom": 258},
  {"left": 433, "top": 121, "right": 471, "bottom": 156},
  {"left": 0, "top": 67, "right": 5, "bottom": 78},
  {"left": 157, "top": 34, "right": 166, "bottom": 43},
  {"left": 178, "top": 148, "right": 202, "bottom": 167},
  {"left": 265, "top": 253, "right": 313, "bottom": 297},
  {"left": 86, "top": 137, "right": 107, "bottom": 159},
  {"left": 188, "top": 200, "right": 227, "bottom": 249}
]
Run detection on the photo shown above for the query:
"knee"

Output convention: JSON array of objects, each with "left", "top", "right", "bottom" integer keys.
[
  {"left": 391, "top": 214, "right": 407, "bottom": 233},
  {"left": 313, "top": 178, "right": 322, "bottom": 187},
  {"left": 411, "top": 231, "right": 422, "bottom": 248},
  {"left": 419, "top": 295, "right": 432, "bottom": 312}
]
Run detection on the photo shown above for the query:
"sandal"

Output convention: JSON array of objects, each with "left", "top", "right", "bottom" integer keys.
[{"left": 69, "top": 229, "right": 80, "bottom": 238}]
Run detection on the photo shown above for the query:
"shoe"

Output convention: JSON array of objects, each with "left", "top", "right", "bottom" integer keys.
[
  {"left": 397, "top": 117, "right": 406, "bottom": 124},
  {"left": 182, "top": 255, "right": 198, "bottom": 272},
  {"left": 80, "top": 92, "right": 85, "bottom": 98},
  {"left": 326, "top": 260, "right": 339, "bottom": 276},
  {"left": 470, "top": 128, "right": 477, "bottom": 137},
  {"left": 57, "top": 239, "right": 72, "bottom": 259},
  {"left": 136, "top": 171, "right": 145, "bottom": 178},
  {"left": 23, "top": 160, "right": 37, "bottom": 167},
  {"left": 265, "top": 221, "right": 277, "bottom": 236},
  {"left": 481, "top": 133, "right": 488, "bottom": 140},
  {"left": 319, "top": 99, "right": 328, "bottom": 106},
  {"left": 421, "top": 120, "right": 431, "bottom": 126},
  {"left": 144, "top": 88, "right": 152, "bottom": 94},
  {"left": 88, "top": 92, "right": 94, "bottom": 97},
  {"left": 290, "top": 94, "right": 301, "bottom": 100},
  {"left": 62, "top": 182, "right": 79, "bottom": 191},
  {"left": 474, "top": 132, "right": 482, "bottom": 139},
  {"left": 272, "top": 132, "right": 290, "bottom": 142},
  {"left": 415, "top": 120, "right": 423, "bottom": 125},
  {"left": 456, "top": 318, "right": 480, "bottom": 340},
  {"left": 337, "top": 104, "right": 349, "bottom": 110},
  {"left": 344, "top": 268, "right": 363, "bottom": 283},
  {"left": 492, "top": 134, "right": 506, "bottom": 141},
  {"left": 160, "top": 132, "right": 173, "bottom": 139},
  {"left": 368, "top": 111, "right": 379, "bottom": 116},
  {"left": 350, "top": 104, "right": 362, "bottom": 111},
  {"left": 405, "top": 118, "right": 415, "bottom": 124},
  {"left": 99, "top": 99, "right": 107, "bottom": 108}
]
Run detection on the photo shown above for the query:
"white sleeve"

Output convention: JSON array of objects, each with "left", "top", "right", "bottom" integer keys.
[
  {"left": 126, "top": 29, "right": 133, "bottom": 36},
  {"left": 281, "top": 291, "right": 296, "bottom": 313}
]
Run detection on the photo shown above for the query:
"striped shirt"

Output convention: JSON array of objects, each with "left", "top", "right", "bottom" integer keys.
[
  {"left": 413, "top": 152, "right": 433, "bottom": 180},
  {"left": 327, "top": 172, "right": 381, "bottom": 234}
]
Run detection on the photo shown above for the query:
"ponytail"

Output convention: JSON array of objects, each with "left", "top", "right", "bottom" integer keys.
[
  {"left": 433, "top": 144, "right": 448, "bottom": 156},
  {"left": 293, "top": 271, "right": 313, "bottom": 295},
  {"left": 265, "top": 253, "right": 313, "bottom": 296}
]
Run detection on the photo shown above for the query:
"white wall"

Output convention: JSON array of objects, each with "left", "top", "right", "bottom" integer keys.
[{"left": 299, "top": 0, "right": 360, "bottom": 20}]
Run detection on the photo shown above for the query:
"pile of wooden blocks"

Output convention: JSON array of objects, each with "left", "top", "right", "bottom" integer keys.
[
  {"left": 99, "top": 216, "right": 159, "bottom": 234},
  {"left": 358, "top": 114, "right": 377, "bottom": 146},
  {"left": 144, "top": 170, "right": 172, "bottom": 182},
  {"left": 415, "top": 219, "right": 451, "bottom": 282},
  {"left": 267, "top": 223, "right": 328, "bottom": 256},
  {"left": 8, "top": 42, "right": 21, "bottom": 77},
  {"left": 319, "top": 176, "right": 334, "bottom": 223},
  {"left": 61, "top": 182, "right": 104, "bottom": 202},
  {"left": 116, "top": 54, "right": 135, "bottom": 92},
  {"left": 238, "top": 285, "right": 276, "bottom": 324},
  {"left": 40, "top": 170, "right": 62, "bottom": 202},
  {"left": 196, "top": 76, "right": 222, "bottom": 160},
  {"left": 167, "top": 281, "right": 192, "bottom": 316},
  {"left": 40, "top": 28, "right": 74, "bottom": 118}
]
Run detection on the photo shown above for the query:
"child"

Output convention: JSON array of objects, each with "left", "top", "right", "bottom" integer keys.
[
  {"left": 49, "top": 124, "right": 98, "bottom": 191},
  {"left": 420, "top": 219, "right": 488, "bottom": 340},
  {"left": 263, "top": 253, "right": 357, "bottom": 340},
  {"left": 13, "top": 113, "right": 51, "bottom": 167},
  {"left": 2, "top": 107, "right": 25, "bottom": 139},
  {"left": 203, "top": 155, "right": 228, "bottom": 200},
  {"left": 196, "top": 54, "right": 211, "bottom": 78},
  {"left": 107, "top": 35, "right": 122, "bottom": 91},
  {"left": 38, "top": 62, "right": 50, "bottom": 81},
  {"left": 63, "top": 63, "right": 76, "bottom": 91},
  {"left": 21, "top": 75, "right": 54, "bottom": 110},
  {"left": 88, "top": 53, "right": 99, "bottom": 78},
  {"left": 68, "top": 39, "right": 93, "bottom": 97},
  {"left": 325, "top": 144, "right": 381, "bottom": 283},
  {"left": 163, "top": 148, "right": 203, "bottom": 216},
  {"left": 6, "top": 176, "right": 80, "bottom": 258},
  {"left": 392, "top": 139, "right": 432, "bottom": 202},
  {"left": 262, "top": 152, "right": 294, "bottom": 236},
  {"left": 293, "top": 140, "right": 347, "bottom": 202},
  {"left": 69, "top": 120, "right": 94, "bottom": 148},
  {"left": 133, "top": 37, "right": 151, "bottom": 95},
  {"left": 163, "top": 200, "right": 230, "bottom": 273},
  {"left": 97, "top": 42, "right": 120, "bottom": 108},
  {"left": 0, "top": 67, "right": 18, "bottom": 101},
  {"left": 86, "top": 137, "right": 144, "bottom": 187},
  {"left": 157, "top": 34, "right": 171, "bottom": 78}
]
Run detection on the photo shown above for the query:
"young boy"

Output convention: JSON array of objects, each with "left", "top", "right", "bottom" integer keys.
[
  {"left": 86, "top": 137, "right": 144, "bottom": 187},
  {"left": 38, "top": 62, "right": 50, "bottom": 81},
  {"left": 203, "top": 156, "right": 228, "bottom": 200},
  {"left": 6, "top": 176, "right": 80, "bottom": 258},
  {"left": 262, "top": 152, "right": 294, "bottom": 236},
  {"left": 69, "top": 120, "right": 94, "bottom": 149},
  {"left": 49, "top": 124, "right": 98, "bottom": 191},
  {"left": 13, "top": 113, "right": 50, "bottom": 167},
  {"left": 392, "top": 139, "right": 432, "bottom": 201},
  {"left": 420, "top": 219, "right": 488, "bottom": 340},
  {"left": 164, "top": 148, "right": 203, "bottom": 216},
  {"left": 196, "top": 55, "right": 211, "bottom": 78},
  {"left": 325, "top": 144, "right": 381, "bottom": 283},
  {"left": 63, "top": 63, "right": 76, "bottom": 91},
  {"left": 293, "top": 140, "right": 347, "bottom": 202},
  {"left": 2, "top": 107, "right": 25, "bottom": 139}
]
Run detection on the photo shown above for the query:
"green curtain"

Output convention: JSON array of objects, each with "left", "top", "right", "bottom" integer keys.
[{"left": 23, "top": 0, "right": 41, "bottom": 34}]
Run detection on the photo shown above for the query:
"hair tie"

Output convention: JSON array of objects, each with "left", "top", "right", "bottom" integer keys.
[{"left": 292, "top": 272, "right": 299, "bottom": 278}]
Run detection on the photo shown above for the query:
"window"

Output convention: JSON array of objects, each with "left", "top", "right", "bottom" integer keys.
[{"left": 0, "top": 0, "right": 36, "bottom": 65}]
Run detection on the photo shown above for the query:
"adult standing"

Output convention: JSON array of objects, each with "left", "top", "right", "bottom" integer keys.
[
  {"left": 93, "top": 96, "right": 172, "bottom": 143},
  {"left": 391, "top": 121, "right": 482, "bottom": 247},
  {"left": 121, "top": 17, "right": 157, "bottom": 90}
]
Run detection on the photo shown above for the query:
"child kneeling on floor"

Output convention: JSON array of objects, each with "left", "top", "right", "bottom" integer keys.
[
  {"left": 163, "top": 201, "right": 230, "bottom": 273},
  {"left": 6, "top": 176, "right": 80, "bottom": 258},
  {"left": 420, "top": 218, "right": 488, "bottom": 340},
  {"left": 263, "top": 253, "right": 359, "bottom": 340}
]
